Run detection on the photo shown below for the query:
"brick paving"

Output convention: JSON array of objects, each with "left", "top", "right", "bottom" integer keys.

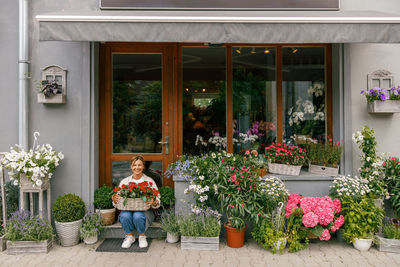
[{"left": 0, "top": 238, "right": 399, "bottom": 267}]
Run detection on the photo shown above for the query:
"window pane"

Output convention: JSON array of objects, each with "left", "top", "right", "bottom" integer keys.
[
  {"left": 112, "top": 54, "right": 162, "bottom": 153},
  {"left": 112, "top": 160, "right": 163, "bottom": 187},
  {"left": 182, "top": 47, "right": 226, "bottom": 155},
  {"left": 232, "top": 47, "right": 277, "bottom": 153},
  {"left": 282, "top": 47, "right": 326, "bottom": 143}
]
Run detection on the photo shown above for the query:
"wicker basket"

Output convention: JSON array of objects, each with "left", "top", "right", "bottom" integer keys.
[
  {"left": 268, "top": 163, "right": 302, "bottom": 176},
  {"left": 115, "top": 198, "right": 151, "bottom": 211}
]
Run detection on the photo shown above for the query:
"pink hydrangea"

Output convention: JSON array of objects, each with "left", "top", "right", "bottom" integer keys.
[
  {"left": 300, "top": 197, "right": 316, "bottom": 214},
  {"left": 302, "top": 211, "right": 319, "bottom": 228},
  {"left": 320, "top": 229, "right": 331, "bottom": 241},
  {"left": 314, "top": 197, "right": 335, "bottom": 225},
  {"left": 333, "top": 198, "right": 341, "bottom": 214},
  {"left": 288, "top": 193, "right": 302, "bottom": 205},
  {"left": 332, "top": 215, "right": 344, "bottom": 231},
  {"left": 285, "top": 202, "right": 299, "bottom": 218}
]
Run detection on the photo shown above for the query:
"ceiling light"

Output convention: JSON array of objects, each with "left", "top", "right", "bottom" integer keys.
[
  {"left": 264, "top": 49, "right": 270, "bottom": 54},
  {"left": 250, "top": 48, "right": 256, "bottom": 54},
  {"left": 292, "top": 48, "right": 298, "bottom": 54},
  {"left": 202, "top": 88, "right": 206, "bottom": 92},
  {"left": 235, "top": 48, "right": 241, "bottom": 54},
  {"left": 185, "top": 88, "right": 189, "bottom": 92}
]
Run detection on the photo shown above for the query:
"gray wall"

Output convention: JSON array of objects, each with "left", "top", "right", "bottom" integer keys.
[{"left": 0, "top": 0, "right": 19, "bottom": 151}]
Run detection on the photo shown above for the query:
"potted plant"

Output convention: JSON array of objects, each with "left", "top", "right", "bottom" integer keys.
[
  {"left": 259, "top": 176, "right": 289, "bottom": 214},
  {"left": 0, "top": 181, "right": 20, "bottom": 251},
  {"left": 252, "top": 203, "right": 288, "bottom": 254},
  {"left": 285, "top": 193, "right": 344, "bottom": 252},
  {"left": 376, "top": 222, "right": 400, "bottom": 253},
  {"left": 178, "top": 210, "right": 221, "bottom": 251},
  {"left": 341, "top": 197, "right": 384, "bottom": 251},
  {"left": 244, "top": 150, "right": 268, "bottom": 177},
  {"left": 361, "top": 86, "right": 400, "bottom": 113},
  {"left": 79, "top": 211, "right": 103, "bottom": 245},
  {"left": 4, "top": 210, "right": 54, "bottom": 254},
  {"left": 264, "top": 143, "right": 307, "bottom": 176},
  {"left": 160, "top": 211, "right": 180, "bottom": 243},
  {"left": 113, "top": 181, "right": 160, "bottom": 211},
  {"left": 94, "top": 185, "right": 115, "bottom": 226},
  {"left": 0, "top": 136, "right": 64, "bottom": 189},
  {"left": 382, "top": 156, "right": 400, "bottom": 221},
  {"left": 159, "top": 186, "right": 176, "bottom": 210},
  {"left": 306, "top": 139, "right": 343, "bottom": 176},
  {"left": 52, "top": 193, "right": 86, "bottom": 246}
]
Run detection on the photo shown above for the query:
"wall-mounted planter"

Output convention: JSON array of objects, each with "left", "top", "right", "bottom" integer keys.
[
  {"left": 309, "top": 164, "right": 339, "bottom": 176},
  {"left": 37, "top": 93, "right": 65, "bottom": 104},
  {"left": 368, "top": 100, "right": 400, "bottom": 113}
]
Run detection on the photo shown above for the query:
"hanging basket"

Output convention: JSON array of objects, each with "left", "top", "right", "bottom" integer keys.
[
  {"left": 115, "top": 198, "right": 151, "bottom": 211},
  {"left": 268, "top": 163, "right": 302, "bottom": 176}
]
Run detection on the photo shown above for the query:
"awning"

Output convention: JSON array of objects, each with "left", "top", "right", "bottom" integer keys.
[{"left": 36, "top": 10, "right": 400, "bottom": 43}]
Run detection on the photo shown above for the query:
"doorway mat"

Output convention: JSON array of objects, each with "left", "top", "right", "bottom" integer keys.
[{"left": 96, "top": 238, "right": 152, "bottom": 253}]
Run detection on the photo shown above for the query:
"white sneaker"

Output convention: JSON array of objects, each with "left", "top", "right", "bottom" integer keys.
[
  {"left": 138, "top": 236, "right": 148, "bottom": 248},
  {"left": 121, "top": 235, "right": 135, "bottom": 248}
]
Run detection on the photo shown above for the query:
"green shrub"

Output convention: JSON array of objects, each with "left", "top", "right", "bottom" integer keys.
[
  {"left": 93, "top": 185, "right": 114, "bottom": 209},
  {"left": 160, "top": 211, "right": 180, "bottom": 235},
  {"left": 159, "top": 186, "right": 175, "bottom": 208},
  {"left": 52, "top": 194, "right": 86, "bottom": 222},
  {"left": 178, "top": 214, "right": 220, "bottom": 237},
  {"left": 0, "top": 181, "right": 19, "bottom": 220},
  {"left": 383, "top": 224, "right": 400, "bottom": 239}
]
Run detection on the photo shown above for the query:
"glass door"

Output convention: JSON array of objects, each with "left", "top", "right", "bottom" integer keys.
[{"left": 100, "top": 44, "right": 174, "bottom": 187}]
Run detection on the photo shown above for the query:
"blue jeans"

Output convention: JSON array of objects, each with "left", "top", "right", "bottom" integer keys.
[{"left": 119, "top": 211, "right": 146, "bottom": 235}]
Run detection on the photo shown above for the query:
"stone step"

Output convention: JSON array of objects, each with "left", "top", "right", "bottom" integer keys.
[{"left": 100, "top": 221, "right": 166, "bottom": 239}]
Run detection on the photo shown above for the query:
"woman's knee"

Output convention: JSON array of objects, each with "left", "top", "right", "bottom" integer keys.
[
  {"left": 132, "top": 211, "right": 146, "bottom": 221},
  {"left": 119, "top": 211, "right": 133, "bottom": 222}
]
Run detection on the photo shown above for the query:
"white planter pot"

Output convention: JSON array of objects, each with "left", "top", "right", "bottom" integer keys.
[
  {"left": 274, "top": 237, "right": 287, "bottom": 253},
  {"left": 268, "top": 163, "right": 302, "bottom": 176},
  {"left": 166, "top": 232, "right": 179, "bottom": 243},
  {"left": 367, "top": 100, "right": 400, "bottom": 113},
  {"left": 83, "top": 234, "right": 98, "bottom": 245},
  {"left": 308, "top": 164, "right": 339, "bottom": 176},
  {"left": 55, "top": 219, "right": 82, "bottom": 247},
  {"left": 353, "top": 238, "right": 372, "bottom": 252}
]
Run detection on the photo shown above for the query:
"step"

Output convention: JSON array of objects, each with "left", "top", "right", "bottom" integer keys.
[{"left": 100, "top": 221, "right": 166, "bottom": 239}]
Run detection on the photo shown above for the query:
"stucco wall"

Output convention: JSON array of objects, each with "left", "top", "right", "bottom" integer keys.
[
  {"left": 0, "top": 0, "right": 19, "bottom": 151},
  {"left": 347, "top": 43, "right": 400, "bottom": 174}
]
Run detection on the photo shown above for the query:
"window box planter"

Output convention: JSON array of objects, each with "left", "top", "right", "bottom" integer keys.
[
  {"left": 6, "top": 239, "right": 53, "bottom": 254},
  {"left": 37, "top": 93, "right": 65, "bottom": 104},
  {"left": 376, "top": 234, "right": 400, "bottom": 253},
  {"left": 0, "top": 235, "right": 6, "bottom": 251},
  {"left": 367, "top": 100, "right": 400, "bottom": 113},
  {"left": 268, "top": 163, "right": 301, "bottom": 176},
  {"left": 181, "top": 236, "right": 219, "bottom": 251},
  {"left": 308, "top": 164, "right": 339, "bottom": 176}
]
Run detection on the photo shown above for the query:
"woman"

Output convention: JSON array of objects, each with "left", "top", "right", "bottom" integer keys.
[{"left": 112, "top": 155, "right": 160, "bottom": 248}]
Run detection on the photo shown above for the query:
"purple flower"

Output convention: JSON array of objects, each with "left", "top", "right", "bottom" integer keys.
[{"left": 360, "top": 90, "right": 365, "bottom": 94}]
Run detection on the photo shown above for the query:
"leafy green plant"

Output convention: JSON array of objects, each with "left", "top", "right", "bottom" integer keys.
[
  {"left": 159, "top": 186, "right": 175, "bottom": 208},
  {"left": 0, "top": 181, "right": 19, "bottom": 220},
  {"left": 341, "top": 197, "right": 384, "bottom": 243},
  {"left": 93, "top": 185, "right": 114, "bottom": 209},
  {"left": 383, "top": 224, "right": 400, "bottom": 239},
  {"left": 79, "top": 211, "right": 103, "bottom": 240},
  {"left": 305, "top": 139, "right": 343, "bottom": 167},
  {"left": 383, "top": 156, "right": 400, "bottom": 216},
  {"left": 178, "top": 214, "right": 220, "bottom": 237},
  {"left": 52, "top": 194, "right": 86, "bottom": 222},
  {"left": 259, "top": 177, "right": 288, "bottom": 214},
  {"left": 286, "top": 208, "right": 309, "bottom": 253},
  {"left": 160, "top": 211, "right": 180, "bottom": 235},
  {"left": 5, "top": 210, "right": 54, "bottom": 241}
]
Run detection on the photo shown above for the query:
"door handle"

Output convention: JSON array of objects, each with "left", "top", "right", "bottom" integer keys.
[{"left": 158, "top": 136, "right": 169, "bottom": 155}]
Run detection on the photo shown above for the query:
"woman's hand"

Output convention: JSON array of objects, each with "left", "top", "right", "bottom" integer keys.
[
  {"left": 112, "top": 194, "right": 120, "bottom": 204},
  {"left": 146, "top": 198, "right": 159, "bottom": 207}
]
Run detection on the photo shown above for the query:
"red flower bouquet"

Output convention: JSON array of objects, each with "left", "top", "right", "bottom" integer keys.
[
  {"left": 265, "top": 143, "right": 307, "bottom": 166},
  {"left": 114, "top": 181, "right": 160, "bottom": 208},
  {"left": 285, "top": 193, "right": 344, "bottom": 241}
]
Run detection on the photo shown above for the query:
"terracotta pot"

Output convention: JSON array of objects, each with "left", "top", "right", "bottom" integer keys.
[{"left": 224, "top": 223, "right": 246, "bottom": 248}]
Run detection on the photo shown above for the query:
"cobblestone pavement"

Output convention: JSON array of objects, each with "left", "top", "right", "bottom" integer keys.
[{"left": 0, "top": 238, "right": 399, "bottom": 267}]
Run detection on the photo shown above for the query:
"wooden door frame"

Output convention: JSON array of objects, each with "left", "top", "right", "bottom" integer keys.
[{"left": 99, "top": 42, "right": 176, "bottom": 187}]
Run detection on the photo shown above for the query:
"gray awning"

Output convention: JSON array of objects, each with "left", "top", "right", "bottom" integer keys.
[{"left": 36, "top": 10, "right": 400, "bottom": 43}]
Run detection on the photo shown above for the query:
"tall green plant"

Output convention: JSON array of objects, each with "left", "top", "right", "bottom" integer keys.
[
  {"left": 94, "top": 185, "right": 114, "bottom": 209},
  {"left": 52, "top": 194, "right": 86, "bottom": 222}
]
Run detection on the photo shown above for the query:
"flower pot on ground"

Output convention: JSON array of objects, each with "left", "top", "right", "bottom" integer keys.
[
  {"left": 179, "top": 213, "right": 220, "bottom": 250},
  {"left": 79, "top": 211, "right": 103, "bottom": 245},
  {"left": 52, "top": 194, "right": 86, "bottom": 247},
  {"left": 353, "top": 238, "right": 373, "bottom": 251},
  {"left": 4, "top": 210, "right": 54, "bottom": 254},
  {"left": 160, "top": 211, "right": 180, "bottom": 243},
  {"left": 94, "top": 185, "right": 115, "bottom": 226},
  {"left": 376, "top": 224, "right": 400, "bottom": 253},
  {"left": 341, "top": 197, "right": 384, "bottom": 249},
  {"left": 265, "top": 143, "right": 307, "bottom": 176},
  {"left": 224, "top": 222, "right": 245, "bottom": 248}
]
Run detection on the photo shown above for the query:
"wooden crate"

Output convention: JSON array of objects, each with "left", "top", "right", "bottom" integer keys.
[
  {"left": 368, "top": 100, "right": 400, "bottom": 113},
  {"left": 181, "top": 236, "right": 219, "bottom": 251},
  {"left": 309, "top": 164, "right": 339, "bottom": 176},
  {"left": 0, "top": 235, "right": 6, "bottom": 252},
  {"left": 376, "top": 235, "right": 400, "bottom": 253},
  {"left": 6, "top": 239, "right": 53, "bottom": 254}
]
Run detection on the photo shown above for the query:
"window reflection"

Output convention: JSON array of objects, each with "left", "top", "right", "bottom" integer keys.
[{"left": 232, "top": 47, "right": 277, "bottom": 153}]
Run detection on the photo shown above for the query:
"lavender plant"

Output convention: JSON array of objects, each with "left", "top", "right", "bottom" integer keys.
[{"left": 79, "top": 211, "right": 103, "bottom": 240}]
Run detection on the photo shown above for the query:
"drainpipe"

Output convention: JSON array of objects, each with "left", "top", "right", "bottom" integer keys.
[{"left": 18, "top": 0, "right": 29, "bottom": 149}]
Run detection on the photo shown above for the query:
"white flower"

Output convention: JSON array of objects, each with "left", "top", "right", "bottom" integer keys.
[
  {"left": 211, "top": 153, "right": 216, "bottom": 158},
  {"left": 199, "top": 175, "right": 204, "bottom": 180},
  {"left": 35, "top": 179, "right": 43, "bottom": 186}
]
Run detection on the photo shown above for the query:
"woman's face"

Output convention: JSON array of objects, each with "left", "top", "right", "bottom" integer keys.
[{"left": 131, "top": 159, "right": 144, "bottom": 178}]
